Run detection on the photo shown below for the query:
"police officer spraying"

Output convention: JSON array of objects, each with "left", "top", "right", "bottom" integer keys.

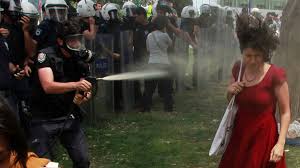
[{"left": 29, "top": 19, "right": 93, "bottom": 168}]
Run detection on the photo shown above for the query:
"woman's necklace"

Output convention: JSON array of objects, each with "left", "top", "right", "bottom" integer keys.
[
  {"left": 245, "top": 72, "right": 258, "bottom": 82},
  {"left": 244, "top": 65, "right": 263, "bottom": 83}
]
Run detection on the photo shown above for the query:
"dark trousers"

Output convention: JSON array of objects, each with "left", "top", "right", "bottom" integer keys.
[
  {"left": 192, "top": 49, "right": 198, "bottom": 87},
  {"left": 133, "top": 81, "right": 143, "bottom": 107},
  {"left": 0, "top": 90, "right": 18, "bottom": 118},
  {"left": 143, "top": 78, "right": 173, "bottom": 112},
  {"left": 113, "top": 80, "right": 122, "bottom": 109},
  {"left": 113, "top": 62, "right": 123, "bottom": 110},
  {"left": 29, "top": 118, "right": 90, "bottom": 168}
]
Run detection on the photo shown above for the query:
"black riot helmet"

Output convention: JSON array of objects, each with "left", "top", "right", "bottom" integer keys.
[{"left": 0, "top": 0, "right": 22, "bottom": 21}]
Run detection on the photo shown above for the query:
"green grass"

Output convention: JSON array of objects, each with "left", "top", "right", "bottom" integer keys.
[
  {"left": 52, "top": 81, "right": 300, "bottom": 168},
  {"left": 53, "top": 45, "right": 300, "bottom": 167},
  {"left": 53, "top": 41, "right": 300, "bottom": 167}
]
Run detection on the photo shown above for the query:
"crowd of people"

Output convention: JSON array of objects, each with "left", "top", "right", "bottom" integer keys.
[{"left": 0, "top": 0, "right": 291, "bottom": 167}]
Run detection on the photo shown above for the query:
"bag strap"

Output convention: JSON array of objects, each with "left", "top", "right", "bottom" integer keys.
[
  {"left": 231, "top": 59, "right": 243, "bottom": 102},
  {"left": 237, "top": 59, "right": 243, "bottom": 82},
  {"left": 151, "top": 32, "right": 165, "bottom": 54}
]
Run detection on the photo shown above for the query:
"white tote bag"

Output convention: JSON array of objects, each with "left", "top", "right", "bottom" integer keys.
[{"left": 209, "top": 60, "right": 243, "bottom": 156}]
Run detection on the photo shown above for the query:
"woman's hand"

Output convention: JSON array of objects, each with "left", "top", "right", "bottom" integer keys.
[
  {"left": 227, "top": 81, "right": 245, "bottom": 95},
  {"left": 270, "top": 143, "right": 284, "bottom": 162}
]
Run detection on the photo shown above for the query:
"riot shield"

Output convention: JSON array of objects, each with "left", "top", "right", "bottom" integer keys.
[
  {"left": 120, "top": 30, "right": 135, "bottom": 112},
  {"left": 214, "top": 9, "right": 227, "bottom": 81},
  {"left": 214, "top": 9, "right": 240, "bottom": 82},
  {"left": 195, "top": 27, "right": 214, "bottom": 86},
  {"left": 221, "top": 25, "right": 240, "bottom": 80},
  {"left": 195, "top": 8, "right": 240, "bottom": 87},
  {"left": 173, "top": 34, "right": 190, "bottom": 92},
  {"left": 86, "top": 33, "right": 115, "bottom": 122}
]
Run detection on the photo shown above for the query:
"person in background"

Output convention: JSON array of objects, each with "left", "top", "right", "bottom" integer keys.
[
  {"left": 133, "top": 7, "right": 154, "bottom": 109},
  {"left": 143, "top": 15, "right": 173, "bottom": 112}
]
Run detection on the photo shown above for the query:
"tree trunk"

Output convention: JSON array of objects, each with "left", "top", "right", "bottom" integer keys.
[{"left": 274, "top": 0, "right": 300, "bottom": 120}]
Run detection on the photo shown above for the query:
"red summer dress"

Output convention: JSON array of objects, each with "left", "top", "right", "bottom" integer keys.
[{"left": 219, "top": 63, "right": 287, "bottom": 168}]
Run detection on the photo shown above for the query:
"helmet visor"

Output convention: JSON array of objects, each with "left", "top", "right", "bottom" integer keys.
[
  {"left": 201, "top": 4, "right": 211, "bottom": 14},
  {"left": 65, "top": 34, "right": 85, "bottom": 51},
  {"left": 125, "top": 7, "right": 137, "bottom": 17},
  {"left": 189, "top": 10, "right": 195, "bottom": 18},
  {"left": 46, "top": 7, "right": 68, "bottom": 22},
  {"left": 108, "top": 10, "right": 118, "bottom": 20}
]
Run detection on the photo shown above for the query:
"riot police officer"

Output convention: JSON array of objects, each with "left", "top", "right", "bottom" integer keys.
[
  {"left": 121, "top": 1, "right": 137, "bottom": 30},
  {"left": 29, "top": 19, "right": 92, "bottom": 168},
  {"left": 77, "top": 0, "right": 98, "bottom": 41},
  {"left": 0, "top": 0, "right": 35, "bottom": 120},
  {"left": 21, "top": 0, "right": 39, "bottom": 60},
  {"left": 99, "top": 3, "right": 123, "bottom": 111},
  {"left": 180, "top": 5, "right": 197, "bottom": 90},
  {"left": 32, "top": 0, "right": 68, "bottom": 51},
  {"left": 196, "top": 4, "right": 214, "bottom": 28},
  {"left": 0, "top": 5, "right": 16, "bottom": 112}
]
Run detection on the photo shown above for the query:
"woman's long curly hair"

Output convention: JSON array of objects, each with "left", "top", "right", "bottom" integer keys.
[
  {"left": 236, "top": 14, "right": 279, "bottom": 62},
  {"left": 0, "top": 97, "right": 28, "bottom": 168}
]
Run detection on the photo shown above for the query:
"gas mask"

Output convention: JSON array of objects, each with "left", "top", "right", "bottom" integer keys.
[{"left": 63, "top": 34, "right": 94, "bottom": 63}]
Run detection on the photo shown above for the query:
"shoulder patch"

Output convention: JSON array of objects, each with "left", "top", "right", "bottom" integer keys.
[
  {"left": 37, "top": 53, "right": 46, "bottom": 63},
  {"left": 35, "top": 28, "right": 42, "bottom": 36}
]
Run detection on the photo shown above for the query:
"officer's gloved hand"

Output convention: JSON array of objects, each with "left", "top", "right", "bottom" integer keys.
[
  {"left": 74, "top": 79, "right": 92, "bottom": 92},
  {"left": 73, "top": 91, "right": 92, "bottom": 105},
  {"left": 112, "top": 53, "right": 120, "bottom": 60}
]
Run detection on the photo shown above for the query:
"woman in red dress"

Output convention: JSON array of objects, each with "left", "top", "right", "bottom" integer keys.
[{"left": 219, "top": 14, "right": 291, "bottom": 167}]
